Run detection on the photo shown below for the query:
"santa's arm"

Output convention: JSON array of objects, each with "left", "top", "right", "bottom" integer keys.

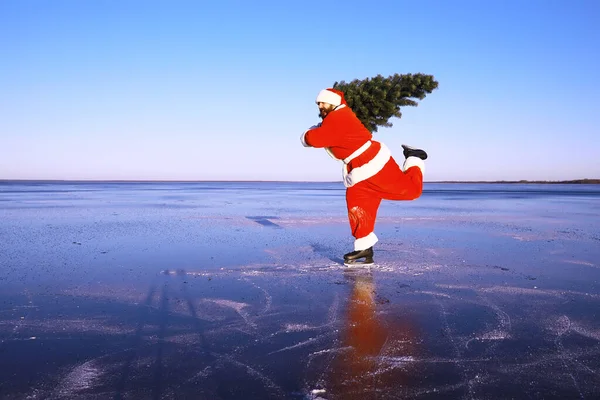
[
  {"left": 300, "top": 118, "right": 340, "bottom": 148},
  {"left": 300, "top": 124, "right": 320, "bottom": 147}
]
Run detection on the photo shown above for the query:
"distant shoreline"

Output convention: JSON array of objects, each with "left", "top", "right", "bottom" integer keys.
[
  {"left": 0, "top": 179, "right": 599, "bottom": 184},
  {"left": 429, "top": 179, "right": 600, "bottom": 184}
]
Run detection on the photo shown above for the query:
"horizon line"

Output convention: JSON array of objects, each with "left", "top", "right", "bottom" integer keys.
[{"left": 1, "top": 178, "right": 599, "bottom": 184}]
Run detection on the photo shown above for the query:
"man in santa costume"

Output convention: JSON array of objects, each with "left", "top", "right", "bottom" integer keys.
[{"left": 301, "top": 88, "right": 427, "bottom": 266}]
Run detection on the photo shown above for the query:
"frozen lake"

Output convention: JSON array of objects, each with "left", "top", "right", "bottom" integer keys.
[{"left": 1, "top": 181, "right": 600, "bottom": 399}]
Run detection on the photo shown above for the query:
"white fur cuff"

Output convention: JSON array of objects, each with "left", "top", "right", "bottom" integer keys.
[
  {"left": 403, "top": 156, "right": 425, "bottom": 174},
  {"left": 354, "top": 232, "right": 378, "bottom": 251},
  {"left": 300, "top": 124, "right": 320, "bottom": 147},
  {"left": 300, "top": 130, "right": 310, "bottom": 147}
]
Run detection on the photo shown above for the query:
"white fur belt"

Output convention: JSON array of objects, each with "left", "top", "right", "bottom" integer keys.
[
  {"left": 343, "top": 141, "right": 372, "bottom": 164},
  {"left": 343, "top": 142, "right": 391, "bottom": 188}
]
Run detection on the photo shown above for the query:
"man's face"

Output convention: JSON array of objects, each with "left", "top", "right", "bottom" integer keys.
[{"left": 317, "top": 102, "right": 336, "bottom": 119}]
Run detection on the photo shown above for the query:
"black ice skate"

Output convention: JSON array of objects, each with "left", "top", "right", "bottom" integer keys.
[
  {"left": 343, "top": 247, "right": 374, "bottom": 266},
  {"left": 401, "top": 144, "right": 428, "bottom": 160}
]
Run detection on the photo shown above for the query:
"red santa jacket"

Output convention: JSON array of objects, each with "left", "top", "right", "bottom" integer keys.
[{"left": 301, "top": 105, "right": 391, "bottom": 187}]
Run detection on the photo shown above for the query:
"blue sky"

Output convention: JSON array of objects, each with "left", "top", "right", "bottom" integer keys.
[{"left": 1, "top": 0, "right": 599, "bottom": 182}]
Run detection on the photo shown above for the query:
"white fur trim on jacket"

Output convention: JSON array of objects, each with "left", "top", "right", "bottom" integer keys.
[
  {"left": 300, "top": 124, "right": 321, "bottom": 147},
  {"left": 343, "top": 142, "right": 392, "bottom": 188},
  {"left": 403, "top": 156, "right": 425, "bottom": 174},
  {"left": 343, "top": 141, "right": 371, "bottom": 164},
  {"left": 354, "top": 232, "right": 378, "bottom": 251}
]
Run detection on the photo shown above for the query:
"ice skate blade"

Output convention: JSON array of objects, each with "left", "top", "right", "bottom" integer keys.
[{"left": 343, "top": 261, "right": 374, "bottom": 268}]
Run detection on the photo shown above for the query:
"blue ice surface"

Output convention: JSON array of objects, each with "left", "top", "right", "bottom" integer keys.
[
  {"left": 1, "top": 181, "right": 600, "bottom": 399},
  {"left": 1, "top": 181, "right": 599, "bottom": 289}
]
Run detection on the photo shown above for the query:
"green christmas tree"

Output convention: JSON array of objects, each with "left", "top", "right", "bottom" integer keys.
[{"left": 333, "top": 73, "right": 438, "bottom": 133}]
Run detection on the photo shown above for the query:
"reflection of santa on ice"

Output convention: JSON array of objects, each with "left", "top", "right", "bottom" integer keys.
[
  {"left": 301, "top": 88, "right": 428, "bottom": 265},
  {"left": 325, "top": 272, "right": 418, "bottom": 398}
]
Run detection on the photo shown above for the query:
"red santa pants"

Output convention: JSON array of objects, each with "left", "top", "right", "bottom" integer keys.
[{"left": 346, "top": 157, "right": 423, "bottom": 250}]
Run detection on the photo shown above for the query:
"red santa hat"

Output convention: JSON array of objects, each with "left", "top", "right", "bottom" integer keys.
[{"left": 316, "top": 88, "right": 346, "bottom": 107}]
